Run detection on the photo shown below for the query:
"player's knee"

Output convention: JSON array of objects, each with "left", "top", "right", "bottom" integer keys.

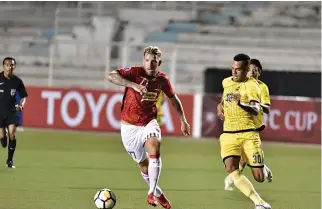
[
  {"left": 224, "top": 156, "right": 240, "bottom": 173},
  {"left": 0, "top": 132, "right": 5, "bottom": 139},
  {"left": 8, "top": 132, "right": 15, "bottom": 140},
  {"left": 252, "top": 168, "right": 265, "bottom": 182},
  {"left": 254, "top": 174, "right": 265, "bottom": 183},
  {"left": 145, "top": 137, "right": 161, "bottom": 155},
  {"left": 225, "top": 165, "right": 239, "bottom": 173},
  {"left": 239, "top": 158, "right": 245, "bottom": 166}
]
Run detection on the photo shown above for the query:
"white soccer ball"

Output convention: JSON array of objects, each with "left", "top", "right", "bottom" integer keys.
[{"left": 93, "top": 188, "right": 117, "bottom": 209}]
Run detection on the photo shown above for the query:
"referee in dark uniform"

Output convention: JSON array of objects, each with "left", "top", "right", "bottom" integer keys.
[{"left": 0, "top": 57, "right": 28, "bottom": 168}]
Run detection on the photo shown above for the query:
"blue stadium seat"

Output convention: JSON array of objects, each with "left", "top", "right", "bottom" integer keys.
[
  {"left": 41, "top": 27, "right": 73, "bottom": 39},
  {"left": 146, "top": 32, "right": 178, "bottom": 43},
  {"left": 167, "top": 22, "right": 197, "bottom": 33}
]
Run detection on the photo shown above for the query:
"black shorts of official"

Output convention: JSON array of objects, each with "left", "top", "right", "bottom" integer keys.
[{"left": 0, "top": 111, "right": 19, "bottom": 128}]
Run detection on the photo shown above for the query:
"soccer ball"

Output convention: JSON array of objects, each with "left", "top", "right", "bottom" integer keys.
[{"left": 93, "top": 188, "right": 117, "bottom": 209}]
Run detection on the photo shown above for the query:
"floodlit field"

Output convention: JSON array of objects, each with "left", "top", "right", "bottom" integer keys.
[{"left": 0, "top": 130, "right": 320, "bottom": 209}]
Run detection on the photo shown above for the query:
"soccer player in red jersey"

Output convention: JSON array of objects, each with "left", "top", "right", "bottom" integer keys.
[{"left": 107, "top": 46, "right": 191, "bottom": 208}]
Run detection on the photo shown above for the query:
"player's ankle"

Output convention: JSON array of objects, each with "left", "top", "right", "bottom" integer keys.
[{"left": 149, "top": 153, "right": 160, "bottom": 159}]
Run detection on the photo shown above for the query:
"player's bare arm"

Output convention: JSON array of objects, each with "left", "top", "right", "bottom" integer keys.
[
  {"left": 16, "top": 97, "right": 26, "bottom": 112},
  {"left": 261, "top": 104, "right": 270, "bottom": 114},
  {"left": 238, "top": 100, "right": 260, "bottom": 115},
  {"left": 107, "top": 71, "right": 147, "bottom": 95},
  {"left": 217, "top": 101, "right": 225, "bottom": 120},
  {"left": 169, "top": 94, "right": 191, "bottom": 136},
  {"left": 231, "top": 93, "right": 260, "bottom": 115}
]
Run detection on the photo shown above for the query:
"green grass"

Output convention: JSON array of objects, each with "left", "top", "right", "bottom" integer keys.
[{"left": 0, "top": 130, "right": 320, "bottom": 209}]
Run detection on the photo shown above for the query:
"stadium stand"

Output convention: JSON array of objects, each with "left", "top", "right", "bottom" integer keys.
[{"left": 0, "top": 1, "right": 320, "bottom": 92}]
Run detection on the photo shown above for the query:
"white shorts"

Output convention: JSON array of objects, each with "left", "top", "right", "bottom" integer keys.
[{"left": 121, "top": 119, "right": 162, "bottom": 163}]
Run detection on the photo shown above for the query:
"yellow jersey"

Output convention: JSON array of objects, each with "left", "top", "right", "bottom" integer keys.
[
  {"left": 222, "top": 76, "right": 261, "bottom": 132},
  {"left": 259, "top": 80, "right": 271, "bottom": 106},
  {"left": 156, "top": 92, "right": 165, "bottom": 126},
  {"left": 253, "top": 80, "right": 271, "bottom": 131}
]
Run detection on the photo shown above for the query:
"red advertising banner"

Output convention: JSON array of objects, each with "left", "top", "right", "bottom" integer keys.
[
  {"left": 202, "top": 94, "right": 321, "bottom": 144},
  {"left": 23, "top": 86, "right": 194, "bottom": 136}
]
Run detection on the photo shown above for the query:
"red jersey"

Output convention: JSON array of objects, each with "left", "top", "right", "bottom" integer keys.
[{"left": 117, "top": 66, "right": 174, "bottom": 126}]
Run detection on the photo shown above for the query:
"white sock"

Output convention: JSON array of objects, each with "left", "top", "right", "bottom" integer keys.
[
  {"left": 225, "top": 173, "right": 234, "bottom": 184},
  {"left": 148, "top": 155, "right": 162, "bottom": 195},
  {"left": 141, "top": 172, "right": 163, "bottom": 196}
]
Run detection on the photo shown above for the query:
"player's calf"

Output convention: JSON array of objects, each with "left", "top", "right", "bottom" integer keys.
[
  {"left": 139, "top": 158, "right": 163, "bottom": 197},
  {"left": 145, "top": 137, "right": 162, "bottom": 199},
  {"left": 139, "top": 158, "right": 171, "bottom": 209},
  {"left": 0, "top": 128, "right": 7, "bottom": 148},
  {"left": 224, "top": 156, "right": 241, "bottom": 173},
  {"left": 0, "top": 135, "right": 7, "bottom": 148},
  {"left": 7, "top": 127, "right": 17, "bottom": 167},
  {"left": 225, "top": 160, "right": 267, "bottom": 206},
  {"left": 139, "top": 158, "right": 149, "bottom": 174}
]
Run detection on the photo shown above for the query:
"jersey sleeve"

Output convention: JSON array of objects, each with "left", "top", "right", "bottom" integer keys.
[
  {"left": 17, "top": 79, "right": 28, "bottom": 98},
  {"left": 261, "top": 84, "right": 271, "bottom": 105},
  {"left": 116, "top": 67, "right": 137, "bottom": 82},
  {"left": 162, "top": 76, "right": 175, "bottom": 98},
  {"left": 246, "top": 81, "right": 260, "bottom": 103}
]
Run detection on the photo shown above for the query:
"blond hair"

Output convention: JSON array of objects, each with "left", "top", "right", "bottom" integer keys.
[{"left": 143, "top": 46, "right": 162, "bottom": 57}]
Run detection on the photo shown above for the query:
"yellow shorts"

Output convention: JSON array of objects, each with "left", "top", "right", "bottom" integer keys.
[{"left": 219, "top": 131, "right": 264, "bottom": 167}]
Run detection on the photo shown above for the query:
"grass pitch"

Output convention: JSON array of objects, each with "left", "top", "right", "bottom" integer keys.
[{"left": 0, "top": 130, "right": 320, "bottom": 209}]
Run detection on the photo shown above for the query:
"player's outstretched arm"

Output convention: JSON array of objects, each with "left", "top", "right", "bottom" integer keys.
[
  {"left": 231, "top": 93, "right": 260, "bottom": 115},
  {"left": 260, "top": 104, "right": 270, "bottom": 114},
  {"left": 108, "top": 71, "right": 135, "bottom": 88},
  {"left": 169, "top": 94, "right": 191, "bottom": 136},
  {"left": 238, "top": 100, "right": 260, "bottom": 116},
  {"left": 107, "top": 71, "right": 147, "bottom": 95}
]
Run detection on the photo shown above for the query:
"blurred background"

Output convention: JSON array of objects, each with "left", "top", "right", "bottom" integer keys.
[
  {"left": 0, "top": 1, "right": 321, "bottom": 209},
  {"left": 1, "top": 1, "right": 320, "bottom": 93}
]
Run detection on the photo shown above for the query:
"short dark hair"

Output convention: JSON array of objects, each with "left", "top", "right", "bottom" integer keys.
[
  {"left": 3, "top": 57, "right": 16, "bottom": 66},
  {"left": 250, "top": 58, "right": 262, "bottom": 73},
  {"left": 233, "top": 53, "right": 250, "bottom": 70}
]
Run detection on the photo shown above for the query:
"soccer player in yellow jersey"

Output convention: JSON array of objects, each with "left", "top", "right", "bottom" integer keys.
[
  {"left": 218, "top": 54, "right": 271, "bottom": 209},
  {"left": 156, "top": 92, "right": 165, "bottom": 127},
  {"left": 224, "top": 59, "right": 273, "bottom": 191}
]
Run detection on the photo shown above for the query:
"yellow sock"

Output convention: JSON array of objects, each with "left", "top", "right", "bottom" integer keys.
[{"left": 230, "top": 170, "right": 264, "bottom": 204}]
